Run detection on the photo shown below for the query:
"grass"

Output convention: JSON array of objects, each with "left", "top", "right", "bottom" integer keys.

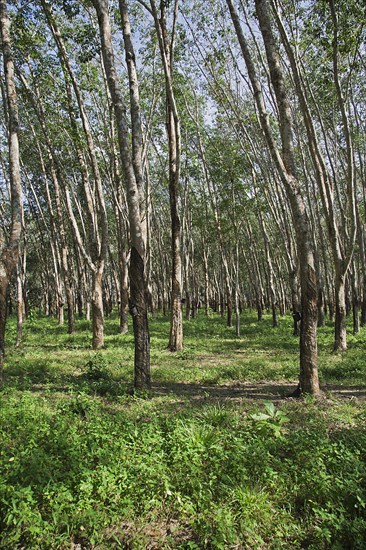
[{"left": 1, "top": 310, "right": 366, "bottom": 548}]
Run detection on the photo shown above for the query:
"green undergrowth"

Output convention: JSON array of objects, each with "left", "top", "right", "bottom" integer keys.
[{"left": 1, "top": 311, "right": 366, "bottom": 548}]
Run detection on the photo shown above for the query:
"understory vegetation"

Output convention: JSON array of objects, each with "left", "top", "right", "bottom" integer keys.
[{"left": 1, "top": 311, "right": 366, "bottom": 549}]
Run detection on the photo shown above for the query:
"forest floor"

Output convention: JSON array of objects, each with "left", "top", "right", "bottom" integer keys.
[{"left": 1, "top": 311, "right": 366, "bottom": 549}]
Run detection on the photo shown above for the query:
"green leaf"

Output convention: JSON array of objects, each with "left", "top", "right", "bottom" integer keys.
[
  {"left": 264, "top": 401, "right": 276, "bottom": 416},
  {"left": 250, "top": 413, "right": 271, "bottom": 422}
]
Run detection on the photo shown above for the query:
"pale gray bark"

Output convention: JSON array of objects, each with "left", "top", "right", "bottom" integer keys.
[{"left": 0, "top": 0, "right": 23, "bottom": 383}]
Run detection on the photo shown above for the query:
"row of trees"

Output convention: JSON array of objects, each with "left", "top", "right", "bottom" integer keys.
[{"left": 1, "top": 0, "right": 365, "bottom": 394}]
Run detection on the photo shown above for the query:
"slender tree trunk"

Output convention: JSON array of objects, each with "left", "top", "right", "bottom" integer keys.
[
  {"left": 149, "top": 0, "right": 183, "bottom": 351},
  {"left": 317, "top": 286, "right": 325, "bottom": 328},
  {"left": 16, "top": 263, "right": 23, "bottom": 347},
  {"left": 119, "top": 249, "right": 129, "bottom": 334},
  {"left": 234, "top": 244, "right": 240, "bottom": 337},
  {"left": 256, "top": 188, "right": 278, "bottom": 327},
  {"left": 91, "top": 267, "right": 104, "bottom": 349},
  {"left": 65, "top": 283, "right": 75, "bottom": 334},
  {"left": 277, "top": 274, "right": 286, "bottom": 316},
  {"left": 257, "top": 297, "right": 263, "bottom": 322},
  {"left": 0, "top": 0, "right": 23, "bottom": 383},
  {"left": 334, "top": 272, "right": 347, "bottom": 351},
  {"left": 169, "top": 125, "right": 183, "bottom": 346},
  {"left": 351, "top": 268, "right": 360, "bottom": 334},
  {"left": 86, "top": 301, "right": 91, "bottom": 322},
  {"left": 75, "top": 250, "right": 84, "bottom": 319},
  {"left": 57, "top": 293, "right": 64, "bottom": 325},
  {"left": 168, "top": 140, "right": 183, "bottom": 346},
  {"left": 185, "top": 291, "right": 191, "bottom": 320},
  {"left": 203, "top": 246, "right": 210, "bottom": 316},
  {"left": 226, "top": 283, "right": 233, "bottom": 327},
  {"left": 183, "top": 203, "right": 191, "bottom": 321},
  {"left": 0, "top": 281, "right": 7, "bottom": 381},
  {"left": 361, "top": 275, "right": 366, "bottom": 326}
]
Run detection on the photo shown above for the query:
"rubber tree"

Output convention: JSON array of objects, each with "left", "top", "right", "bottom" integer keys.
[
  {"left": 226, "top": 0, "right": 321, "bottom": 395},
  {"left": 92, "top": 0, "right": 150, "bottom": 388},
  {"left": 270, "top": 0, "right": 358, "bottom": 351},
  {"left": 141, "top": 0, "right": 184, "bottom": 350},
  {"left": 41, "top": 0, "right": 108, "bottom": 348},
  {"left": 18, "top": 71, "right": 77, "bottom": 334},
  {"left": 0, "top": 0, "right": 23, "bottom": 383}
]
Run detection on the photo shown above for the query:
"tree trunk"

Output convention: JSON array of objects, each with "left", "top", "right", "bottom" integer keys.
[
  {"left": 130, "top": 247, "right": 150, "bottom": 388},
  {"left": 317, "top": 286, "right": 325, "bottom": 328},
  {"left": 234, "top": 284, "right": 240, "bottom": 337},
  {"left": 203, "top": 246, "right": 210, "bottom": 316},
  {"left": 227, "top": 290, "right": 233, "bottom": 327},
  {"left": 257, "top": 297, "right": 263, "bottom": 322},
  {"left": 0, "top": 0, "right": 23, "bottom": 383},
  {"left": 272, "top": 302, "right": 278, "bottom": 328},
  {"left": 0, "top": 277, "right": 7, "bottom": 381},
  {"left": 66, "top": 284, "right": 75, "bottom": 334},
  {"left": 16, "top": 264, "right": 23, "bottom": 347},
  {"left": 352, "top": 269, "right": 360, "bottom": 335},
  {"left": 57, "top": 295, "right": 64, "bottom": 325},
  {"left": 185, "top": 291, "right": 191, "bottom": 320},
  {"left": 168, "top": 174, "right": 183, "bottom": 346},
  {"left": 119, "top": 250, "right": 129, "bottom": 334},
  {"left": 93, "top": 0, "right": 150, "bottom": 387},
  {"left": 290, "top": 268, "right": 300, "bottom": 335},
  {"left": 329, "top": 300, "right": 334, "bottom": 322},
  {"left": 299, "top": 262, "right": 319, "bottom": 394},
  {"left": 149, "top": 0, "right": 183, "bottom": 351},
  {"left": 334, "top": 273, "right": 347, "bottom": 351},
  {"left": 170, "top": 280, "right": 183, "bottom": 351},
  {"left": 92, "top": 268, "right": 104, "bottom": 349},
  {"left": 361, "top": 275, "right": 366, "bottom": 326},
  {"left": 226, "top": 0, "right": 320, "bottom": 395}
]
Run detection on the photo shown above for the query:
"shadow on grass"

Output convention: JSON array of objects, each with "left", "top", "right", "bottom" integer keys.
[
  {"left": 322, "top": 383, "right": 366, "bottom": 400},
  {"left": 151, "top": 380, "right": 295, "bottom": 402},
  {"left": 151, "top": 380, "right": 366, "bottom": 403},
  {"left": 5, "top": 312, "right": 366, "bottom": 403},
  {"left": 4, "top": 359, "right": 133, "bottom": 397},
  {"left": 4, "top": 361, "right": 366, "bottom": 406}
]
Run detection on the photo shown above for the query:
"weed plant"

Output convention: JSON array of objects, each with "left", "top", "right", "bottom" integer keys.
[{"left": 1, "top": 311, "right": 366, "bottom": 548}]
